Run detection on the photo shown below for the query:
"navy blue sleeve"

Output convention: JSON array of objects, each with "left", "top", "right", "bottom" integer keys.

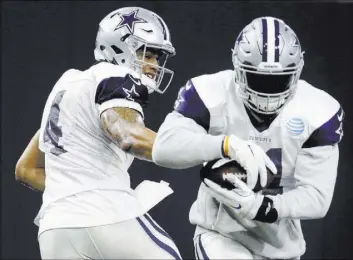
[
  {"left": 303, "top": 106, "right": 344, "bottom": 148},
  {"left": 95, "top": 74, "right": 149, "bottom": 107},
  {"left": 173, "top": 80, "right": 211, "bottom": 131}
]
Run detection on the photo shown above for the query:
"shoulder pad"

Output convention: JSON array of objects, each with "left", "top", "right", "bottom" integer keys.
[
  {"left": 93, "top": 63, "right": 149, "bottom": 115},
  {"left": 293, "top": 80, "right": 344, "bottom": 147},
  {"left": 173, "top": 70, "right": 233, "bottom": 131},
  {"left": 190, "top": 70, "right": 234, "bottom": 109}
]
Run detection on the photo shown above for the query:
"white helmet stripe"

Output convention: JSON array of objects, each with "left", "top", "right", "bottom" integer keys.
[
  {"left": 266, "top": 17, "right": 276, "bottom": 63},
  {"left": 274, "top": 19, "right": 280, "bottom": 62},
  {"left": 261, "top": 18, "right": 268, "bottom": 62}
]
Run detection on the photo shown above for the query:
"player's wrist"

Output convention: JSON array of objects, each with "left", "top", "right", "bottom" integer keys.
[
  {"left": 221, "top": 136, "right": 231, "bottom": 158},
  {"left": 201, "top": 135, "right": 228, "bottom": 161},
  {"left": 252, "top": 196, "right": 278, "bottom": 223}
]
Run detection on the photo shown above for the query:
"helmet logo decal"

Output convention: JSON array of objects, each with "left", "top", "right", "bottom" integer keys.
[{"left": 114, "top": 10, "right": 147, "bottom": 33}]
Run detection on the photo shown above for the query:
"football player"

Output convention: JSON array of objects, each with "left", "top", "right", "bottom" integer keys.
[
  {"left": 15, "top": 7, "right": 182, "bottom": 259},
  {"left": 153, "top": 16, "right": 344, "bottom": 259}
]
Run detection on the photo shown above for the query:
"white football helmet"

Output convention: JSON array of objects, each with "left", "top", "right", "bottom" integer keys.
[
  {"left": 94, "top": 7, "right": 176, "bottom": 94},
  {"left": 232, "top": 17, "right": 304, "bottom": 114}
]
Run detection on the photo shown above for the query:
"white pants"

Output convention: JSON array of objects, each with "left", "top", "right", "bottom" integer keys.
[
  {"left": 194, "top": 228, "right": 300, "bottom": 260},
  {"left": 39, "top": 214, "right": 182, "bottom": 259}
]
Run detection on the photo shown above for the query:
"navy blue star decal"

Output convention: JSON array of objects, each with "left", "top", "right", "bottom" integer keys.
[{"left": 114, "top": 10, "right": 147, "bottom": 33}]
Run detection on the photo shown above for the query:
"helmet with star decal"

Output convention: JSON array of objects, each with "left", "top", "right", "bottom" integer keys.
[{"left": 94, "top": 7, "right": 176, "bottom": 94}]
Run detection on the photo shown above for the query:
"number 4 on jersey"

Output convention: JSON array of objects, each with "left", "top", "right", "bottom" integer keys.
[{"left": 43, "top": 90, "right": 67, "bottom": 156}]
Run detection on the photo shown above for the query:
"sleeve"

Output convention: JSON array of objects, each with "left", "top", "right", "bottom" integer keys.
[
  {"left": 152, "top": 80, "right": 225, "bottom": 169},
  {"left": 95, "top": 72, "right": 149, "bottom": 118},
  {"left": 303, "top": 106, "right": 344, "bottom": 148},
  {"left": 270, "top": 144, "right": 339, "bottom": 219},
  {"left": 173, "top": 80, "right": 211, "bottom": 131}
]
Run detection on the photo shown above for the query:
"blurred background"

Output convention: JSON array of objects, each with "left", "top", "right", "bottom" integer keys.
[{"left": 2, "top": 1, "right": 353, "bottom": 259}]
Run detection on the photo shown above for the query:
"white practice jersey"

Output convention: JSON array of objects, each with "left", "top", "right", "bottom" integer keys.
[
  {"left": 35, "top": 62, "right": 150, "bottom": 235},
  {"left": 153, "top": 70, "right": 344, "bottom": 258}
]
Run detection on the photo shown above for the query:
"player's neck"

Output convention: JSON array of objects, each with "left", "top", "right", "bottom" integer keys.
[{"left": 244, "top": 106, "right": 278, "bottom": 133}]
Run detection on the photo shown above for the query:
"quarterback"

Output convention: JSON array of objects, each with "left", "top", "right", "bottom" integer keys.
[
  {"left": 153, "top": 17, "right": 344, "bottom": 259},
  {"left": 15, "top": 7, "right": 181, "bottom": 259}
]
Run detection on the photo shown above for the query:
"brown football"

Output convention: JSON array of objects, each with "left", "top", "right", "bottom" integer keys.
[{"left": 200, "top": 158, "right": 276, "bottom": 192}]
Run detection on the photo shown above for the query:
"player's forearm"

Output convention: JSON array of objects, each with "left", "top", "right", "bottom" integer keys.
[
  {"left": 15, "top": 129, "right": 46, "bottom": 192},
  {"left": 101, "top": 107, "right": 155, "bottom": 161},
  {"left": 269, "top": 145, "right": 338, "bottom": 220},
  {"left": 15, "top": 167, "right": 45, "bottom": 192},
  {"left": 269, "top": 186, "right": 330, "bottom": 220},
  {"left": 105, "top": 118, "right": 156, "bottom": 161},
  {"left": 120, "top": 125, "right": 156, "bottom": 161},
  {"left": 153, "top": 112, "right": 225, "bottom": 169}
]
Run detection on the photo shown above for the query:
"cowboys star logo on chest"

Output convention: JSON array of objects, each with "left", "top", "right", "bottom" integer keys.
[{"left": 111, "top": 9, "right": 147, "bottom": 33}]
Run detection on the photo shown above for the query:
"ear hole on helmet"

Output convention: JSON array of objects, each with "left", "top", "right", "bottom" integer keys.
[
  {"left": 111, "top": 45, "right": 123, "bottom": 55},
  {"left": 100, "top": 45, "right": 105, "bottom": 51}
]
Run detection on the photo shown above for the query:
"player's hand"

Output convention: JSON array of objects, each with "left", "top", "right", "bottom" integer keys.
[
  {"left": 204, "top": 175, "right": 261, "bottom": 219},
  {"left": 222, "top": 135, "right": 277, "bottom": 190},
  {"left": 203, "top": 175, "right": 278, "bottom": 223}
]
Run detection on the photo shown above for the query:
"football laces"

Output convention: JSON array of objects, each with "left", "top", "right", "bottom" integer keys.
[{"left": 222, "top": 172, "right": 247, "bottom": 181}]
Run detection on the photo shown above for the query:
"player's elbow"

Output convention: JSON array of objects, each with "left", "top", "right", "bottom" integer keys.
[
  {"left": 152, "top": 137, "right": 185, "bottom": 169},
  {"left": 310, "top": 188, "right": 331, "bottom": 219},
  {"left": 316, "top": 196, "right": 331, "bottom": 219},
  {"left": 15, "top": 162, "right": 28, "bottom": 182},
  {"left": 110, "top": 128, "right": 142, "bottom": 153},
  {"left": 313, "top": 204, "right": 329, "bottom": 219},
  {"left": 103, "top": 120, "right": 130, "bottom": 148},
  {"left": 119, "top": 138, "right": 135, "bottom": 153},
  {"left": 319, "top": 206, "right": 329, "bottom": 218}
]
